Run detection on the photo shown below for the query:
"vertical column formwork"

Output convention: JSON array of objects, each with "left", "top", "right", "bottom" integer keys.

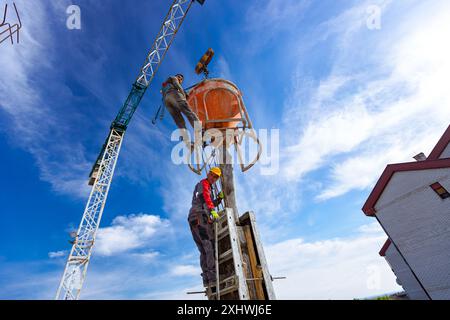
[
  {"left": 211, "top": 208, "right": 276, "bottom": 300},
  {"left": 205, "top": 145, "right": 275, "bottom": 300}
]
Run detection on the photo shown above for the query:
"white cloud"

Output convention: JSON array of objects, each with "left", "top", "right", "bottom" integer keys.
[
  {"left": 279, "top": 0, "right": 450, "bottom": 201},
  {"left": 216, "top": 55, "right": 232, "bottom": 80},
  {"left": 159, "top": 164, "right": 198, "bottom": 222},
  {"left": 80, "top": 223, "right": 400, "bottom": 300},
  {"left": 95, "top": 214, "right": 171, "bottom": 256},
  {"left": 118, "top": 113, "right": 171, "bottom": 185},
  {"left": 48, "top": 251, "right": 67, "bottom": 259},
  {"left": 357, "top": 222, "right": 384, "bottom": 235},
  {"left": 282, "top": 102, "right": 374, "bottom": 182},
  {"left": 316, "top": 128, "right": 441, "bottom": 200},
  {"left": 131, "top": 251, "right": 160, "bottom": 262},
  {"left": 266, "top": 226, "right": 401, "bottom": 299},
  {"left": 79, "top": 254, "right": 206, "bottom": 299},
  {"left": 170, "top": 265, "right": 200, "bottom": 277},
  {"left": 3, "top": 222, "right": 397, "bottom": 300}
]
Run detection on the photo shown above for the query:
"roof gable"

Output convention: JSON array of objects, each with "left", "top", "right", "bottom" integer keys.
[
  {"left": 428, "top": 125, "right": 450, "bottom": 160},
  {"left": 362, "top": 158, "right": 450, "bottom": 216},
  {"left": 379, "top": 238, "right": 391, "bottom": 257},
  {"left": 363, "top": 125, "right": 450, "bottom": 216}
]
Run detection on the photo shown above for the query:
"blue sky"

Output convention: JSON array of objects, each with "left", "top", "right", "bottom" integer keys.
[{"left": 1, "top": 0, "right": 450, "bottom": 299}]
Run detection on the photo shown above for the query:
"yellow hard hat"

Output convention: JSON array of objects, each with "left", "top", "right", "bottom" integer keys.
[{"left": 209, "top": 167, "right": 222, "bottom": 177}]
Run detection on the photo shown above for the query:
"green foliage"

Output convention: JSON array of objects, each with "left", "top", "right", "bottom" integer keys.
[{"left": 375, "top": 295, "right": 392, "bottom": 300}]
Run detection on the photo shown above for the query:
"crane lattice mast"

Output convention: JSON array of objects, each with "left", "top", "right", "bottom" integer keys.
[{"left": 55, "top": 0, "right": 204, "bottom": 300}]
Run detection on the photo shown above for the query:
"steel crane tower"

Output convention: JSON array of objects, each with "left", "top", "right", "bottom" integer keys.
[{"left": 55, "top": 0, "right": 205, "bottom": 300}]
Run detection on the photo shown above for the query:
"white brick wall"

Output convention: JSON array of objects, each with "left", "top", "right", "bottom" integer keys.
[
  {"left": 384, "top": 242, "right": 429, "bottom": 300},
  {"left": 376, "top": 168, "right": 450, "bottom": 209},
  {"left": 375, "top": 169, "right": 450, "bottom": 300},
  {"left": 438, "top": 143, "right": 450, "bottom": 159}
]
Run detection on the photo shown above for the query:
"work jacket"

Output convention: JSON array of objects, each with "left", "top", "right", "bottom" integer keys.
[
  {"left": 189, "top": 179, "right": 220, "bottom": 215},
  {"left": 161, "top": 76, "right": 186, "bottom": 98}
]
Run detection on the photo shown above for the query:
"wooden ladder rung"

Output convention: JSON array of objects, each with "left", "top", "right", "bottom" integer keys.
[
  {"left": 209, "top": 284, "right": 239, "bottom": 298},
  {"left": 218, "top": 249, "right": 233, "bottom": 263},
  {"left": 217, "top": 229, "right": 230, "bottom": 241}
]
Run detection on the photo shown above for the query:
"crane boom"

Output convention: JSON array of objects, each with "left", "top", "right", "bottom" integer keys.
[{"left": 55, "top": 0, "right": 201, "bottom": 300}]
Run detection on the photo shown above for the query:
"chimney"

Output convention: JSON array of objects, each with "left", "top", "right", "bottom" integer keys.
[{"left": 413, "top": 152, "right": 427, "bottom": 162}]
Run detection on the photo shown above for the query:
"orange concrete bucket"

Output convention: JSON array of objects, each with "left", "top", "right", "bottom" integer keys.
[{"left": 187, "top": 78, "right": 251, "bottom": 130}]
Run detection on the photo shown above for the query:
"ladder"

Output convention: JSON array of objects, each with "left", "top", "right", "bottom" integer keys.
[
  {"left": 198, "top": 147, "right": 276, "bottom": 300},
  {"left": 207, "top": 209, "right": 277, "bottom": 300},
  {"left": 210, "top": 208, "right": 248, "bottom": 300}
]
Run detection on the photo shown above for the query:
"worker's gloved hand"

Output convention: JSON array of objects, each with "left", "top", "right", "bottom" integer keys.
[
  {"left": 218, "top": 191, "right": 224, "bottom": 199},
  {"left": 211, "top": 210, "right": 219, "bottom": 220}
]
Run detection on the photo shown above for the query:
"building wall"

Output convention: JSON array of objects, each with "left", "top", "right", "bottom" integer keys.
[
  {"left": 375, "top": 169, "right": 450, "bottom": 300},
  {"left": 438, "top": 143, "right": 450, "bottom": 159},
  {"left": 384, "top": 243, "right": 429, "bottom": 300},
  {"left": 376, "top": 168, "right": 450, "bottom": 209}
]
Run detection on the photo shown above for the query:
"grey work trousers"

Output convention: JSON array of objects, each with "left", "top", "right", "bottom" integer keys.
[
  {"left": 188, "top": 210, "right": 216, "bottom": 285},
  {"left": 164, "top": 91, "right": 200, "bottom": 130}
]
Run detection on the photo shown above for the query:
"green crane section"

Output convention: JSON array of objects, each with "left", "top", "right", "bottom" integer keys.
[{"left": 112, "top": 82, "right": 147, "bottom": 131}]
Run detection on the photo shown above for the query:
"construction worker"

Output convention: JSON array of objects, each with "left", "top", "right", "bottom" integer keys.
[
  {"left": 188, "top": 167, "right": 224, "bottom": 288},
  {"left": 161, "top": 74, "right": 201, "bottom": 132}
]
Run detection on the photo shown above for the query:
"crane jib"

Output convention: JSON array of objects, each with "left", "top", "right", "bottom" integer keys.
[{"left": 112, "top": 82, "right": 147, "bottom": 130}]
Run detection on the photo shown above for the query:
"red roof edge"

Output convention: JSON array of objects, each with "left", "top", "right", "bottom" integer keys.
[
  {"left": 362, "top": 158, "right": 450, "bottom": 216},
  {"left": 379, "top": 238, "right": 392, "bottom": 257},
  {"left": 428, "top": 125, "right": 450, "bottom": 160}
]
